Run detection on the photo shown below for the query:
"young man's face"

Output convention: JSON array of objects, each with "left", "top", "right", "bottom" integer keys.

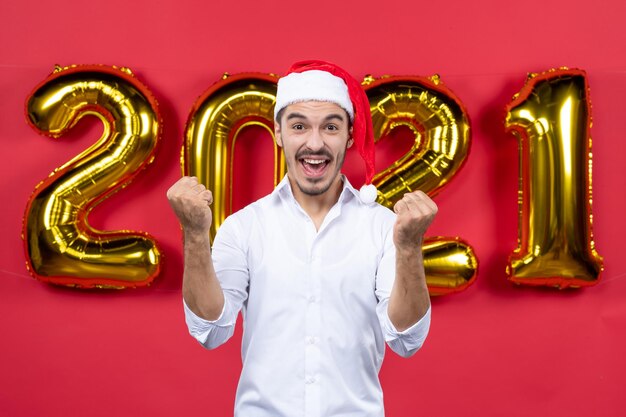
[{"left": 275, "top": 101, "right": 353, "bottom": 198}]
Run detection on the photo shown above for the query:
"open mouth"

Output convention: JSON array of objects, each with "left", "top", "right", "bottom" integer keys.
[{"left": 299, "top": 157, "right": 330, "bottom": 177}]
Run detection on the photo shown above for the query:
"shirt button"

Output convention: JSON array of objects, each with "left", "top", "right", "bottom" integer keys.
[
  {"left": 308, "top": 296, "right": 316, "bottom": 303},
  {"left": 306, "top": 336, "right": 315, "bottom": 344},
  {"left": 306, "top": 376, "right": 316, "bottom": 384}
]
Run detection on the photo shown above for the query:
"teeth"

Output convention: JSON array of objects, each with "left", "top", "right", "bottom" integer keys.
[{"left": 304, "top": 159, "right": 325, "bottom": 165}]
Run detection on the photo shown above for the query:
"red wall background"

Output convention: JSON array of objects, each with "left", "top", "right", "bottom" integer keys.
[{"left": 1, "top": 1, "right": 625, "bottom": 416}]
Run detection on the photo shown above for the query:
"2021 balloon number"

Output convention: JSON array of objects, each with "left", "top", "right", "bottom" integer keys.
[{"left": 23, "top": 65, "right": 603, "bottom": 292}]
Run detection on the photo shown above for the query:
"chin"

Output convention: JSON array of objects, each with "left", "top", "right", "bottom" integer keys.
[{"left": 297, "top": 179, "right": 333, "bottom": 196}]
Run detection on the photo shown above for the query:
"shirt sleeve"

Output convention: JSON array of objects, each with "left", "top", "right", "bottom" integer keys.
[
  {"left": 183, "top": 214, "right": 250, "bottom": 350},
  {"left": 374, "top": 211, "right": 431, "bottom": 358},
  {"left": 376, "top": 300, "right": 431, "bottom": 358}
]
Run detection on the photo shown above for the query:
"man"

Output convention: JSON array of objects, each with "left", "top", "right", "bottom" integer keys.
[{"left": 167, "top": 60, "right": 436, "bottom": 417}]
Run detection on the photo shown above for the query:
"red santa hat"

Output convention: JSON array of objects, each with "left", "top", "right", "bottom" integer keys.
[{"left": 274, "top": 60, "right": 378, "bottom": 204}]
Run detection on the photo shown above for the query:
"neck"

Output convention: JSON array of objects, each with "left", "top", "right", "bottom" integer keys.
[{"left": 289, "top": 176, "right": 343, "bottom": 230}]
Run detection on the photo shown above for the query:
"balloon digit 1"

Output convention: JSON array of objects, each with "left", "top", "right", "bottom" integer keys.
[
  {"left": 364, "top": 75, "right": 477, "bottom": 295},
  {"left": 505, "top": 68, "right": 603, "bottom": 288},
  {"left": 23, "top": 65, "right": 162, "bottom": 288},
  {"left": 184, "top": 73, "right": 286, "bottom": 240}
]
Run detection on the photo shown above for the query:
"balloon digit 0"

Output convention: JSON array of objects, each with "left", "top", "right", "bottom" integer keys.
[
  {"left": 23, "top": 65, "right": 162, "bottom": 288},
  {"left": 505, "top": 68, "right": 603, "bottom": 287},
  {"left": 184, "top": 73, "right": 286, "bottom": 240}
]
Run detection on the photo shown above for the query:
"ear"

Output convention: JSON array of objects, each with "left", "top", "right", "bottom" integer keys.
[
  {"left": 274, "top": 121, "right": 283, "bottom": 147},
  {"left": 347, "top": 126, "right": 354, "bottom": 148}
]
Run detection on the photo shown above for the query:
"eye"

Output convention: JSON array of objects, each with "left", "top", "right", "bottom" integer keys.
[
  {"left": 326, "top": 124, "right": 338, "bottom": 131},
  {"left": 291, "top": 123, "right": 305, "bottom": 130}
]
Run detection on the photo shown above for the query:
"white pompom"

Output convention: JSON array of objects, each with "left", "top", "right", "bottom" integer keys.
[{"left": 359, "top": 184, "right": 378, "bottom": 204}]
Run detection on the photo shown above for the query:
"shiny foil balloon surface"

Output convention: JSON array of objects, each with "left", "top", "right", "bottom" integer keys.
[
  {"left": 365, "top": 75, "right": 477, "bottom": 294},
  {"left": 422, "top": 237, "right": 478, "bottom": 295},
  {"left": 184, "top": 72, "right": 476, "bottom": 295},
  {"left": 184, "top": 73, "right": 286, "bottom": 240},
  {"left": 364, "top": 75, "right": 471, "bottom": 205},
  {"left": 24, "top": 65, "right": 162, "bottom": 288},
  {"left": 505, "top": 68, "right": 603, "bottom": 288}
]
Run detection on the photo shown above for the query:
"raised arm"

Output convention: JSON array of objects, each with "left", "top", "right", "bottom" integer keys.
[
  {"left": 166, "top": 176, "right": 224, "bottom": 321},
  {"left": 388, "top": 190, "right": 437, "bottom": 331}
]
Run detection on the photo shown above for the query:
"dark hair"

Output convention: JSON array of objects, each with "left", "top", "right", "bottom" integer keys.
[{"left": 275, "top": 107, "right": 286, "bottom": 126}]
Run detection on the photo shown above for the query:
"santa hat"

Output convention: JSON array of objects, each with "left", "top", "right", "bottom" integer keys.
[{"left": 274, "top": 60, "right": 378, "bottom": 204}]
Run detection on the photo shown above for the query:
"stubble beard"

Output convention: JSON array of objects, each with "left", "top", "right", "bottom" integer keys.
[{"left": 290, "top": 147, "right": 347, "bottom": 197}]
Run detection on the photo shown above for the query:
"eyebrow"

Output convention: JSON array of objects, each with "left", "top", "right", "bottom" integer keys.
[
  {"left": 285, "top": 112, "right": 347, "bottom": 123},
  {"left": 324, "top": 114, "right": 347, "bottom": 123}
]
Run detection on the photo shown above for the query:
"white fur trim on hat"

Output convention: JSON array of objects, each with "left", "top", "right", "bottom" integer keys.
[
  {"left": 359, "top": 184, "right": 378, "bottom": 204},
  {"left": 274, "top": 70, "right": 354, "bottom": 121}
]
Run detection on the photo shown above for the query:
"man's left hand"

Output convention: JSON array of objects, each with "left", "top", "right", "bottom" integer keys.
[{"left": 393, "top": 191, "right": 438, "bottom": 250}]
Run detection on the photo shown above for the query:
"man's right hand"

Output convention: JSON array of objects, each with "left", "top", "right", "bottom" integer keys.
[
  {"left": 168, "top": 177, "right": 223, "bottom": 321},
  {"left": 166, "top": 176, "right": 213, "bottom": 233}
]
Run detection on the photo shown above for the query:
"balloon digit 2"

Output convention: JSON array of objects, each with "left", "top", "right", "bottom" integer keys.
[
  {"left": 365, "top": 75, "right": 477, "bottom": 295},
  {"left": 23, "top": 65, "right": 162, "bottom": 289}
]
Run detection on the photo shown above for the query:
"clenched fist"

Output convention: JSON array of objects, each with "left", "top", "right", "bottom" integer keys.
[
  {"left": 166, "top": 176, "right": 214, "bottom": 233},
  {"left": 393, "top": 190, "right": 438, "bottom": 250}
]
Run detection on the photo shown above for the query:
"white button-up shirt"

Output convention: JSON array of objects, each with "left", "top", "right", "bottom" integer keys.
[{"left": 184, "top": 176, "right": 431, "bottom": 417}]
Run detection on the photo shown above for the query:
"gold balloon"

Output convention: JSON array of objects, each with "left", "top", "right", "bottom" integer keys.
[
  {"left": 422, "top": 237, "right": 478, "bottom": 296},
  {"left": 184, "top": 72, "right": 477, "bottom": 295},
  {"left": 364, "top": 75, "right": 477, "bottom": 294},
  {"left": 364, "top": 75, "right": 471, "bottom": 204},
  {"left": 505, "top": 68, "right": 603, "bottom": 288},
  {"left": 24, "top": 65, "right": 162, "bottom": 289},
  {"left": 184, "top": 73, "right": 286, "bottom": 240}
]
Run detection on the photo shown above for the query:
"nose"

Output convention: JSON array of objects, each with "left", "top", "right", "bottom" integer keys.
[{"left": 306, "top": 129, "right": 324, "bottom": 151}]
